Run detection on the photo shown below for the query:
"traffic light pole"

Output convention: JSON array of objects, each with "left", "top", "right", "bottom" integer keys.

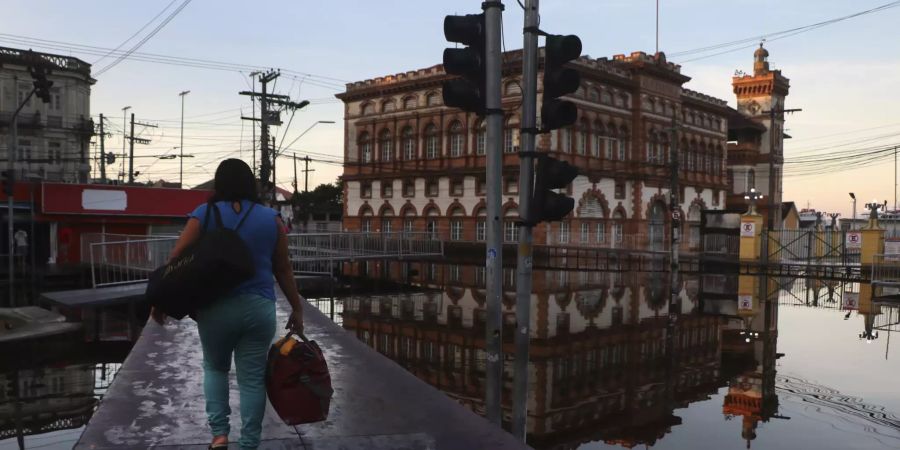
[
  {"left": 512, "top": 0, "right": 538, "bottom": 441},
  {"left": 483, "top": 0, "right": 505, "bottom": 427}
]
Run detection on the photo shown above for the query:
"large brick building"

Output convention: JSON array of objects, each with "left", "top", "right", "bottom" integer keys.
[{"left": 337, "top": 48, "right": 758, "bottom": 249}]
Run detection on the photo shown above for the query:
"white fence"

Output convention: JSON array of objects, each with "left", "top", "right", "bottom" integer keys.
[{"left": 84, "top": 232, "right": 445, "bottom": 287}]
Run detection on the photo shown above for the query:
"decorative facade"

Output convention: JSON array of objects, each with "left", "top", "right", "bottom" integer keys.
[
  {"left": 336, "top": 49, "right": 731, "bottom": 249},
  {"left": 726, "top": 44, "right": 791, "bottom": 223},
  {"left": 0, "top": 46, "right": 94, "bottom": 183}
]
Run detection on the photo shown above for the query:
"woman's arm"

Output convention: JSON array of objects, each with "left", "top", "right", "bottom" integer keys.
[
  {"left": 168, "top": 218, "right": 202, "bottom": 262},
  {"left": 273, "top": 217, "right": 304, "bottom": 332},
  {"left": 152, "top": 217, "right": 202, "bottom": 325}
]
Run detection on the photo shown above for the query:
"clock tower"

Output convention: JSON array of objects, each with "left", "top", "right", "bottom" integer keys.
[{"left": 732, "top": 43, "right": 791, "bottom": 223}]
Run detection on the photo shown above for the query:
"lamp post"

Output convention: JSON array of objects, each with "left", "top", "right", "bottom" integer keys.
[
  {"left": 850, "top": 192, "right": 857, "bottom": 230},
  {"left": 280, "top": 120, "right": 336, "bottom": 157},
  {"left": 744, "top": 187, "right": 764, "bottom": 215},
  {"left": 178, "top": 91, "right": 190, "bottom": 188},
  {"left": 121, "top": 106, "right": 131, "bottom": 181}
]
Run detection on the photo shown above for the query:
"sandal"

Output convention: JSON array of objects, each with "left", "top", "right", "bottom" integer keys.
[{"left": 208, "top": 444, "right": 228, "bottom": 449}]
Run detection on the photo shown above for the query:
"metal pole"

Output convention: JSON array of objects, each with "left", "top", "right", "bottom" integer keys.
[
  {"left": 122, "top": 106, "right": 130, "bottom": 182},
  {"left": 128, "top": 113, "right": 135, "bottom": 184},
  {"left": 669, "top": 117, "right": 680, "bottom": 302},
  {"left": 304, "top": 156, "right": 311, "bottom": 193},
  {"left": 7, "top": 101, "right": 16, "bottom": 307},
  {"left": 252, "top": 77, "right": 257, "bottom": 176},
  {"left": 179, "top": 90, "right": 190, "bottom": 188},
  {"left": 293, "top": 153, "right": 299, "bottom": 196},
  {"left": 99, "top": 113, "right": 106, "bottom": 183},
  {"left": 512, "top": 0, "right": 538, "bottom": 440},
  {"left": 484, "top": 0, "right": 505, "bottom": 426},
  {"left": 895, "top": 146, "right": 897, "bottom": 211}
]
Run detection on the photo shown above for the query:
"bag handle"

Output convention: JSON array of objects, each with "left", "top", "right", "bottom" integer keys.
[{"left": 204, "top": 201, "right": 257, "bottom": 232}]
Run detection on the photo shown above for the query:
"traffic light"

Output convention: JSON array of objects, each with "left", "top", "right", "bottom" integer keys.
[
  {"left": 29, "top": 66, "right": 53, "bottom": 104},
  {"left": 528, "top": 155, "right": 579, "bottom": 223},
  {"left": 541, "top": 34, "right": 582, "bottom": 131},
  {"left": 442, "top": 14, "right": 486, "bottom": 114}
]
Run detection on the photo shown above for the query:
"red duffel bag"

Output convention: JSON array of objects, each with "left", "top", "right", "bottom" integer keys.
[{"left": 266, "top": 332, "right": 334, "bottom": 424}]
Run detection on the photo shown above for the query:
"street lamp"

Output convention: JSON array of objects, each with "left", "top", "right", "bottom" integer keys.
[
  {"left": 178, "top": 91, "right": 190, "bottom": 188},
  {"left": 281, "top": 120, "right": 336, "bottom": 156},
  {"left": 849, "top": 192, "right": 856, "bottom": 230},
  {"left": 744, "top": 187, "right": 764, "bottom": 215}
]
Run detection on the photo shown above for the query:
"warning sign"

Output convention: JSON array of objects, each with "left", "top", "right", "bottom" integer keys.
[
  {"left": 847, "top": 232, "right": 862, "bottom": 249},
  {"left": 738, "top": 295, "right": 753, "bottom": 311},
  {"left": 672, "top": 210, "right": 681, "bottom": 221},
  {"left": 740, "top": 222, "right": 756, "bottom": 237}
]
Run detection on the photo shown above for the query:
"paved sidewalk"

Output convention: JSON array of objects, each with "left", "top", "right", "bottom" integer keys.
[{"left": 75, "top": 292, "right": 528, "bottom": 450}]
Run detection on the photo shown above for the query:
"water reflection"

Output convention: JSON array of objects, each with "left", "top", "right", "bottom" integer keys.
[{"left": 340, "top": 264, "right": 900, "bottom": 449}]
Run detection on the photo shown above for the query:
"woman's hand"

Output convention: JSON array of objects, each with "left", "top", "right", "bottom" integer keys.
[
  {"left": 150, "top": 307, "right": 167, "bottom": 325},
  {"left": 287, "top": 308, "right": 304, "bottom": 335}
]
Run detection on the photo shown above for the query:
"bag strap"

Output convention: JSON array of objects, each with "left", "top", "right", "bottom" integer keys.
[
  {"left": 210, "top": 202, "right": 225, "bottom": 229},
  {"left": 234, "top": 202, "right": 257, "bottom": 231}
]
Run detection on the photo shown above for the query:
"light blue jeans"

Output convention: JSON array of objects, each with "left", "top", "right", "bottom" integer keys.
[{"left": 196, "top": 293, "right": 276, "bottom": 450}]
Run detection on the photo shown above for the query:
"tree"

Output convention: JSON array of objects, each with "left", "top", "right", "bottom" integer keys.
[{"left": 292, "top": 180, "right": 343, "bottom": 226}]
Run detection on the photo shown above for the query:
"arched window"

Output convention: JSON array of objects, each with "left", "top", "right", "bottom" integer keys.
[
  {"left": 425, "top": 207, "right": 440, "bottom": 240},
  {"left": 618, "top": 125, "right": 629, "bottom": 160},
  {"left": 601, "top": 89, "right": 612, "bottom": 104},
  {"left": 449, "top": 206, "right": 465, "bottom": 241},
  {"left": 592, "top": 121, "right": 604, "bottom": 158},
  {"left": 379, "top": 129, "right": 392, "bottom": 162},
  {"left": 359, "top": 131, "right": 372, "bottom": 163},
  {"left": 381, "top": 208, "right": 394, "bottom": 233},
  {"left": 361, "top": 206, "right": 374, "bottom": 233},
  {"left": 426, "top": 92, "right": 440, "bottom": 106},
  {"left": 589, "top": 88, "right": 600, "bottom": 102},
  {"left": 475, "top": 120, "right": 486, "bottom": 155},
  {"left": 402, "top": 126, "right": 415, "bottom": 160},
  {"left": 505, "top": 81, "right": 521, "bottom": 96},
  {"left": 361, "top": 102, "right": 374, "bottom": 115},
  {"left": 402, "top": 207, "right": 416, "bottom": 233},
  {"left": 475, "top": 206, "right": 487, "bottom": 241},
  {"left": 402, "top": 96, "right": 417, "bottom": 109},
  {"left": 612, "top": 210, "right": 625, "bottom": 246},
  {"left": 646, "top": 131, "right": 658, "bottom": 164},
  {"left": 449, "top": 121, "right": 464, "bottom": 157},
  {"left": 504, "top": 118, "right": 519, "bottom": 154},
  {"left": 577, "top": 119, "right": 588, "bottom": 155},
  {"left": 562, "top": 127, "right": 573, "bottom": 153},
  {"left": 425, "top": 124, "right": 439, "bottom": 159},
  {"left": 504, "top": 209, "right": 519, "bottom": 243},
  {"left": 381, "top": 100, "right": 395, "bottom": 113}
]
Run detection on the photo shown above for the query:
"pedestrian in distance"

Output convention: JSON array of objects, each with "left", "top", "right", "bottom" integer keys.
[
  {"left": 13, "top": 228, "right": 27, "bottom": 269},
  {"left": 150, "top": 158, "right": 305, "bottom": 450}
]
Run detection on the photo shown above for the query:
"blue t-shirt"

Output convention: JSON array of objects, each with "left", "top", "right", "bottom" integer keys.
[{"left": 189, "top": 200, "right": 280, "bottom": 301}]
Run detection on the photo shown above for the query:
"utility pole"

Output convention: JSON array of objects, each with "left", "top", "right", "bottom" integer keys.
[
  {"left": 762, "top": 106, "right": 801, "bottom": 231},
  {"left": 99, "top": 114, "right": 106, "bottom": 183},
  {"left": 302, "top": 156, "right": 314, "bottom": 193},
  {"left": 483, "top": 0, "right": 505, "bottom": 427},
  {"left": 293, "top": 153, "right": 299, "bottom": 196},
  {"left": 179, "top": 90, "right": 190, "bottom": 188},
  {"left": 121, "top": 106, "right": 130, "bottom": 182},
  {"left": 512, "top": 0, "right": 538, "bottom": 440},
  {"left": 894, "top": 146, "right": 897, "bottom": 211},
  {"left": 126, "top": 113, "right": 155, "bottom": 184}
]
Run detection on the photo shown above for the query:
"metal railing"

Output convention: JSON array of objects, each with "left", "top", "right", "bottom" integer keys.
[
  {"left": 89, "top": 237, "right": 176, "bottom": 287},
  {"left": 765, "top": 229, "right": 860, "bottom": 265},
  {"left": 86, "top": 232, "right": 445, "bottom": 287},
  {"left": 872, "top": 254, "right": 900, "bottom": 286}
]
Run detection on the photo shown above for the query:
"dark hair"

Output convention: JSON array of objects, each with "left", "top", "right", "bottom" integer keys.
[{"left": 210, "top": 158, "right": 258, "bottom": 203}]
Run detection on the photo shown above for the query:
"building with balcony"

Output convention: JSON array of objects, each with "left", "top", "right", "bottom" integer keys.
[
  {"left": 0, "top": 46, "right": 95, "bottom": 183},
  {"left": 336, "top": 49, "right": 732, "bottom": 250}
]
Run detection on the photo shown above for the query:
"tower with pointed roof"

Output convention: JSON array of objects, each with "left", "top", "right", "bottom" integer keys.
[{"left": 729, "top": 44, "right": 791, "bottom": 225}]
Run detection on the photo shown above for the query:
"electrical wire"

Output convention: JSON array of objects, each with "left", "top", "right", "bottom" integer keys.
[
  {"left": 93, "top": 0, "right": 180, "bottom": 65},
  {"left": 94, "top": 0, "right": 195, "bottom": 77}
]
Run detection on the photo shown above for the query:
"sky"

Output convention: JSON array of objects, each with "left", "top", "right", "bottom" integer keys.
[{"left": 2, "top": 0, "right": 899, "bottom": 217}]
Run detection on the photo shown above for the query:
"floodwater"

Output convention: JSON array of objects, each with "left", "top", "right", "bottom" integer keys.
[
  {"left": 337, "top": 265, "right": 900, "bottom": 450},
  {"left": 0, "top": 306, "right": 136, "bottom": 450},
  {"left": 3, "top": 265, "right": 900, "bottom": 449}
]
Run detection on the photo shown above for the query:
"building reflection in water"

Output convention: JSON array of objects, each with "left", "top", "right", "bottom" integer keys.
[{"left": 341, "top": 264, "right": 782, "bottom": 448}]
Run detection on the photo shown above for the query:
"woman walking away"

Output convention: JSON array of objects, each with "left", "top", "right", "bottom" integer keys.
[{"left": 151, "top": 158, "right": 305, "bottom": 450}]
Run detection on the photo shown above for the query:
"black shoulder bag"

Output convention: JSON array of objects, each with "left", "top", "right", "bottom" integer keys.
[{"left": 146, "top": 202, "right": 257, "bottom": 319}]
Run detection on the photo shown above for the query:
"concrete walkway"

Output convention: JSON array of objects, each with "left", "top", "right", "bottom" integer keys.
[{"left": 75, "top": 293, "right": 528, "bottom": 450}]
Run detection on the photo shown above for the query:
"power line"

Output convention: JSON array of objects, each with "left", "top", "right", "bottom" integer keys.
[
  {"left": 93, "top": 0, "right": 181, "bottom": 65},
  {"left": 672, "top": 1, "right": 900, "bottom": 63},
  {"left": 95, "top": 0, "right": 195, "bottom": 77}
]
